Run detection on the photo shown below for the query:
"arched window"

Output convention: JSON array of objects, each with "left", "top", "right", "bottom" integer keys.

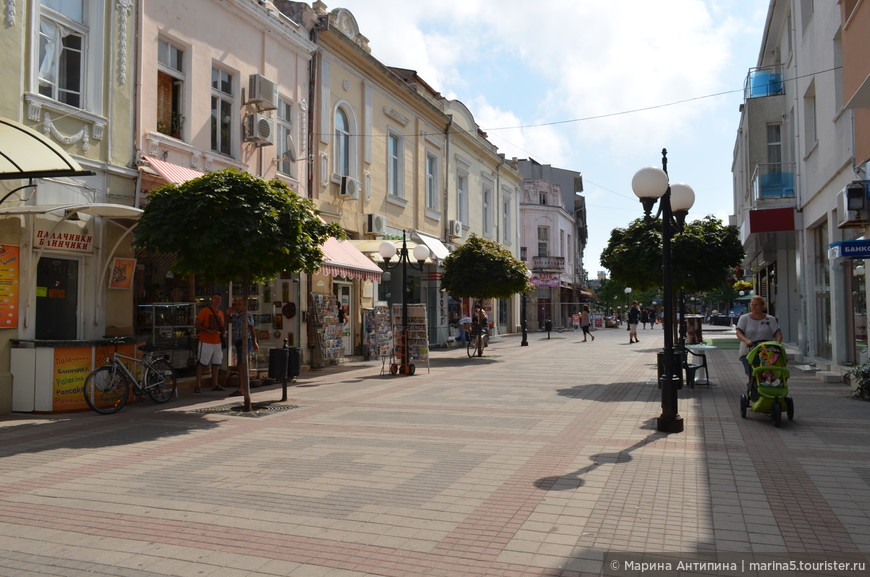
[{"left": 334, "top": 107, "right": 350, "bottom": 177}]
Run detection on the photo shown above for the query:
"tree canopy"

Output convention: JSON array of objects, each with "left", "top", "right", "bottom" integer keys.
[
  {"left": 600, "top": 215, "right": 743, "bottom": 293},
  {"left": 133, "top": 169, "right": 345, "bottom": 282},
  {"left": 439, "top": 234, "right": 532, "bottom": 301}
]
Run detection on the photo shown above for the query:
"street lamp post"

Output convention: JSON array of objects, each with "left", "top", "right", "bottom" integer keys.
[
  {"left": 379, "top": 230, "right": 430, "bottom": 376},
  {"left": 631, "top": 148, "right": 695, "bottom": 433},
  {"left": 521, "top": 269, "right": 531, "bottom": 346}
]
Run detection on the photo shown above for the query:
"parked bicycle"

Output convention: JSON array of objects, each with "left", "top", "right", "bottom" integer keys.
[
  {"left": 83, "top": 337, "right": 177, "bottom": 414},
  {"left": 466, "top": 324, "right": 488, "bottom": 358}
]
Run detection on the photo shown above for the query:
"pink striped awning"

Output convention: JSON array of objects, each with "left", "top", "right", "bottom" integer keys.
[
  {"left": 317, "top": 237, "right": 383, "bottom": 282},
  {"left": 143, "top": 155, "right": 205, "bottom": 184}
]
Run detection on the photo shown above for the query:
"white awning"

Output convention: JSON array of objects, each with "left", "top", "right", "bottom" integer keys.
[
  {"left": 411, "top": 230, "right": 450, "bottom": 260},
  {"left": 0, "top": 203, "right": 142, "bottom": 220},
  {"left": 0, "top": 117, "right": 94, "bottom": 181}
]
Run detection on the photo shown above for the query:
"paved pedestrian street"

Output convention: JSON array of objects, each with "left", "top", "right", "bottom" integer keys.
[{"left": 1, "top": 326, "right": 869, "bottom": 576}]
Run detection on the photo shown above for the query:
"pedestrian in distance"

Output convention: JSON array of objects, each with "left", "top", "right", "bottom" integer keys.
[
  {"left": 580, "top": 304, "right": 594, "bottom": 342},
  {"left": 641, "top": 307, "right": 649, "bottom": 329},
  {"left": 194, "top": 293, "right": 226, "bottom": 392},
  {"left": 628, "top": 301, "right": 641, "bottom": 343}
]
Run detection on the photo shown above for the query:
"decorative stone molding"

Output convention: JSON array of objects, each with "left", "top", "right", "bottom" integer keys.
[
  {"left": 5, "top": 0, "right": 14, "bottom": 28},
  {"left": 384, "top": 106, "right": 408, "bottom": 126},
  {"left": 116, "top": 0, "right": 133, "bottom": 84},
  {"left": 25, "top": 94, "right": 106, "bottom": 153}
]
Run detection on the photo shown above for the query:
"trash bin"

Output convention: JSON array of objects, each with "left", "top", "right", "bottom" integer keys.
[
  {"left": 268, "top": 348, "right": 289, "bottom": 380},
  {"left": 544, "top": 319, "right": 553, "bottom": 332},
  {"left": 686, "top": 315, "right": 704, "bottom": 344},
  {"left": 288, "top": 346, "right": 301, "bottom": 378}
]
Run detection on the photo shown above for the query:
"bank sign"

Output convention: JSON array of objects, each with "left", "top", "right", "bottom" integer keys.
[{"left": 828, "top": 239, "right": 870, "bottom": 260}]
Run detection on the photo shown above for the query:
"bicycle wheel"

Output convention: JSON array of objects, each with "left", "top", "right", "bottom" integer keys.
[
  {"left": 83, "top": 365, "right": 131, "bottom": 414},
  {"left": 467, "top": 335, "right": 475, "bottom": 358},
  {"left": 145, "top": 358, "right": 177, "bottom": 403}
]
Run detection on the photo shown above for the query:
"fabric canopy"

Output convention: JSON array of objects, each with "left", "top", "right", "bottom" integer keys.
[
  {"left": 412, "top": 230, "right": 450, "bottom": 260},
  {"left": 0, "top": 203, "right": 142, "bottom": 220},
  {"left": 0, "top": 117, "right": 94, "bottom": 180},
  {"left": 318, "top": 237, "right": 383, "bottom": 282},
  {"left": 143, "top": 155, "right": 205, "bottom": 184}
]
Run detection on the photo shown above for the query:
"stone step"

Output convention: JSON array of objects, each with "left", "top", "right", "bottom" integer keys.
[{"left": 817, "top": 371, "right": 844, "bottom": 383}]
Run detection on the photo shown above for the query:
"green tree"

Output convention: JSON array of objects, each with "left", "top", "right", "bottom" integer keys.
[
  {"left": 600, "top": 216, "right": 743, "bottom": 293},
  {"left": 440, "top": 234, "right": 532, "bottom": 302},
  {"left": 133, "top": 169, "right": 345, "bottom": 410}
]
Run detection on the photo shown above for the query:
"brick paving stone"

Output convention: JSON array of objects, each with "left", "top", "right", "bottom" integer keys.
[{"left": 1, "top": 326, "right": 870, "bottom": 576}]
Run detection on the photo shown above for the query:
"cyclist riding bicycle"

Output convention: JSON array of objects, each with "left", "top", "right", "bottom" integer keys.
[{"left": 472, "top": 304, "right": 489, "bottom": 346}]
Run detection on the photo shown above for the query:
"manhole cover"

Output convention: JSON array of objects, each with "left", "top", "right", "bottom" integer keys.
[{"left": 191, "top": 401, "right": 298, "bottom": 418}]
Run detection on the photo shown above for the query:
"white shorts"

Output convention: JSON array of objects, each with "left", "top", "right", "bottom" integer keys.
[{"left": 198, "top": 341, "right": 223, "bottom": 366}]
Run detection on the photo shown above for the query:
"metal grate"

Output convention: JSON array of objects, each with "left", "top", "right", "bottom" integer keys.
[{"left": 190, "top": 401, "right": 298, "bottom": 418}]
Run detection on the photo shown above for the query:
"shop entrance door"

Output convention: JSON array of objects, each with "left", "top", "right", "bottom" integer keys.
[
  {"left": 36, "top": 257, "right": 79, "bottom": 340},
  {"left": 334, "top": 283, "right": 353, "bottom": 356}
]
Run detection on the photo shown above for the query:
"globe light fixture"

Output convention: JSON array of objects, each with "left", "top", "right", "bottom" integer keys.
[{"left": 631, "top": 148, "right": 695, "bottom": 434}]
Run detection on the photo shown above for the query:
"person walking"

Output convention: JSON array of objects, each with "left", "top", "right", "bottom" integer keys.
[
  {"left": 628, "top": 301, "right": 641, "bottom": 344},
  {"left": 194, "top": 293, "right": 226, "bottom": 393},
  {"left": 640, "top": 307, "right": 649, "bottom": 329},
  {"left": 580, "top": 304, "right": 594, "bottom": 342},
  {"left": 735, "top": 295, "right": 782, "bottom": 386},
  {"left": 227, "top": 298, "right": 259, "bottom": 397}
]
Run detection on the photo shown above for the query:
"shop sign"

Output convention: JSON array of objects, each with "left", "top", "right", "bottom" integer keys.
[
  {"left": 33, "top": 226, "right": 94, "bottom": 253},
  {"left": 0, "top": 245, "right": 19, "bottom": 328},
  {"left": 530, "top": 275, "right": 560, "bottom": 287},
  {"left": 829, "top": 239, "right": 870, "bottom": 260}
]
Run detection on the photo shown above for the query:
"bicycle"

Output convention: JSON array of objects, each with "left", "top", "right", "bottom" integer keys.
[
  {"left": 466, "top": 324, "right": 488, "bottom": 358},
  {"left": 83, "top": 337, "right": 178, "bottom": 414}
]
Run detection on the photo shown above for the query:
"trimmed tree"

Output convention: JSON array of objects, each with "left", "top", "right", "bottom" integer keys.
[
  {"left": 133, "top": 169, "right": 345, "bottom": 411},
  {"left": 440, "top": 233, "right": 533, "bottom": 303}
]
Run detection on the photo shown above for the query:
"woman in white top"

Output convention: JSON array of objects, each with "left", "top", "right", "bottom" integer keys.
[{"left": 735, "top": 295, "right": 782, "bottom": 381}]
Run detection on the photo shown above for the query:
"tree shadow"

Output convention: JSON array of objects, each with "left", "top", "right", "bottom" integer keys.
[{"left": 533, "top": 424, "right": 662, "bottom": 490}]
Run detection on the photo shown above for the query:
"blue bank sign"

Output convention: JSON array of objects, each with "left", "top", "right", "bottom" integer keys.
[{"left": 829, "top": 239, "right": 870, "bottom": 260}]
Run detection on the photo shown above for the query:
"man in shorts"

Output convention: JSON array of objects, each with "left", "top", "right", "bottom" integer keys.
[{"left": 194, "top": 293, "right": 226, "bottom": 392}]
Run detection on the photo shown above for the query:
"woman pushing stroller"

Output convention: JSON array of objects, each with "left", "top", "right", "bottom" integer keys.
[{"left": 735, "top": 295, "right": 783, "bottom": 384}]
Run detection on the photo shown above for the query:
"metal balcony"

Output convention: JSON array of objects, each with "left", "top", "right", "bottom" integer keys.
[
  {"left": 752, "top": 163, "right": 796, "bottom": 202},
  {"left": 744, "top": 65, "right": 784, "bottom": 100},
  {"left": 532, "top": 255, "right": 564, "bottom": 273}
]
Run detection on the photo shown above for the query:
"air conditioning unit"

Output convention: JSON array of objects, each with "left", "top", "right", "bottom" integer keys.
[
  {"left": 244, "top": 113, "right": 274, "bottom": 145},
  {"left": 247, "top": 74, "right": 278, "bottom": 111},
  {"left": 837, "top": 180, "right": 869, "bottom": 228},
  {"left": 366, "top": 213, "right": 386, "bottom": 235},
  {"left": 340, "top": 176, "right": 360, "bottom": 199},
  {"left": 448, "top": 219, "right": 463, "bottom": 238}
]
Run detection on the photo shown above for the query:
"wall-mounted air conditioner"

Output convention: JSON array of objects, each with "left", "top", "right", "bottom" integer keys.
[
  {"left": 837, "top": 180, "right": 869, "bottom": 228},
  {"left": 247, "top": 74, "right": 278, "bottom": 111},
  {"left": 366, "top": 213, "right": 386, "bottom": 235},
  {"left": 448, "top": 219, "right": 463, "bottom": 238},
  {"left": 340, "top": 176, "right": 360, "bottom": 199},
  {"left": 244, "top": 113, "right": 274, "bottom": 145}
]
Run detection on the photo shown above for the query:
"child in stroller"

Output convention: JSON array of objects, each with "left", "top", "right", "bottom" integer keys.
[{"left": 740, "top": 341, "right": 794, "bottom": 427}]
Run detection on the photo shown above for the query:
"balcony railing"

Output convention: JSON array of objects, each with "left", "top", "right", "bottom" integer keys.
[
  {"left": 744, "top": 65, "right": 784, "bottom": 100},
  {"left": 532, "top": 255, "right": 564, "bottom": 273},
  {"left": 752, "top": 163, "right": 796, "bottom": 201}
]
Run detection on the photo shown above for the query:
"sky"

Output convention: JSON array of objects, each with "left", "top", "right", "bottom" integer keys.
[{"left": 329, "top": 0, "right": 772, "bottom": 277}]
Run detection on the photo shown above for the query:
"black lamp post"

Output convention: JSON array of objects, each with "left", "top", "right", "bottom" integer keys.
[
  {"left": 631, "top": 148, "right": 695, "bottom": 433},
  {"left": 520, "top": 269, "right": 531, "bottom": 346},
  {"left": 379, "top": 230, "right": 429, "bottom": 375}
]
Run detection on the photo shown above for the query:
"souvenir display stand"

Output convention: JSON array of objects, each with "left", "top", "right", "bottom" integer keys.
[
  {"left": 364, "top": 306, "right": 392, "bottom": 364},
  {"left": 136, "top": 302, "right": 196, "bottom": 367},
  {"left": 310, "top": 294, "right": 344, "bottom": 367},
  {"left": 389, "top": 303, "right": 429, "bottom": 375}
]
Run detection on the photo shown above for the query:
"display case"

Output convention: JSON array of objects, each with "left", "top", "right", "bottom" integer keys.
[
  {"left": 364, "top": 306, "right": 391, "bottom": 361},
  {"left": 136, "top": 302, "right": 195, "bottom": 367}
]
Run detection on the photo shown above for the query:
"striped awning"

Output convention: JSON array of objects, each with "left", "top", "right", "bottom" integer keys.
[
  {"left": 143, "top": 156, "right": 204, "bottom": 184},
  {"left": 317, "top": 237, "right": 383, "bottom": 282}
]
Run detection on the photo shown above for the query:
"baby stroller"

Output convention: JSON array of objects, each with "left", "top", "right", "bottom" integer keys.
[{"left": 739, "top": 341, "right": 794, "bottom": 427}]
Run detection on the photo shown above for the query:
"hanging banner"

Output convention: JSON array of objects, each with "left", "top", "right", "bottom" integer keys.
[
  {"left": 530, "top": 275, "right": 560, "bottom": 288},
  {"left": 0, "top": 245, "right": 20, "bottom": 328},
  {"left": 109, "top": 257, "right": 136, "bottom": 289}
]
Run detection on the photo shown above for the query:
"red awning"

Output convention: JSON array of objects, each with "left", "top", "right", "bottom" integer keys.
[
  {"left": 318, "top": 237, "right": 383, "bottom": 282},
  {"left": 143, "top": 156, "right": 204, "bottom": 184}
]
